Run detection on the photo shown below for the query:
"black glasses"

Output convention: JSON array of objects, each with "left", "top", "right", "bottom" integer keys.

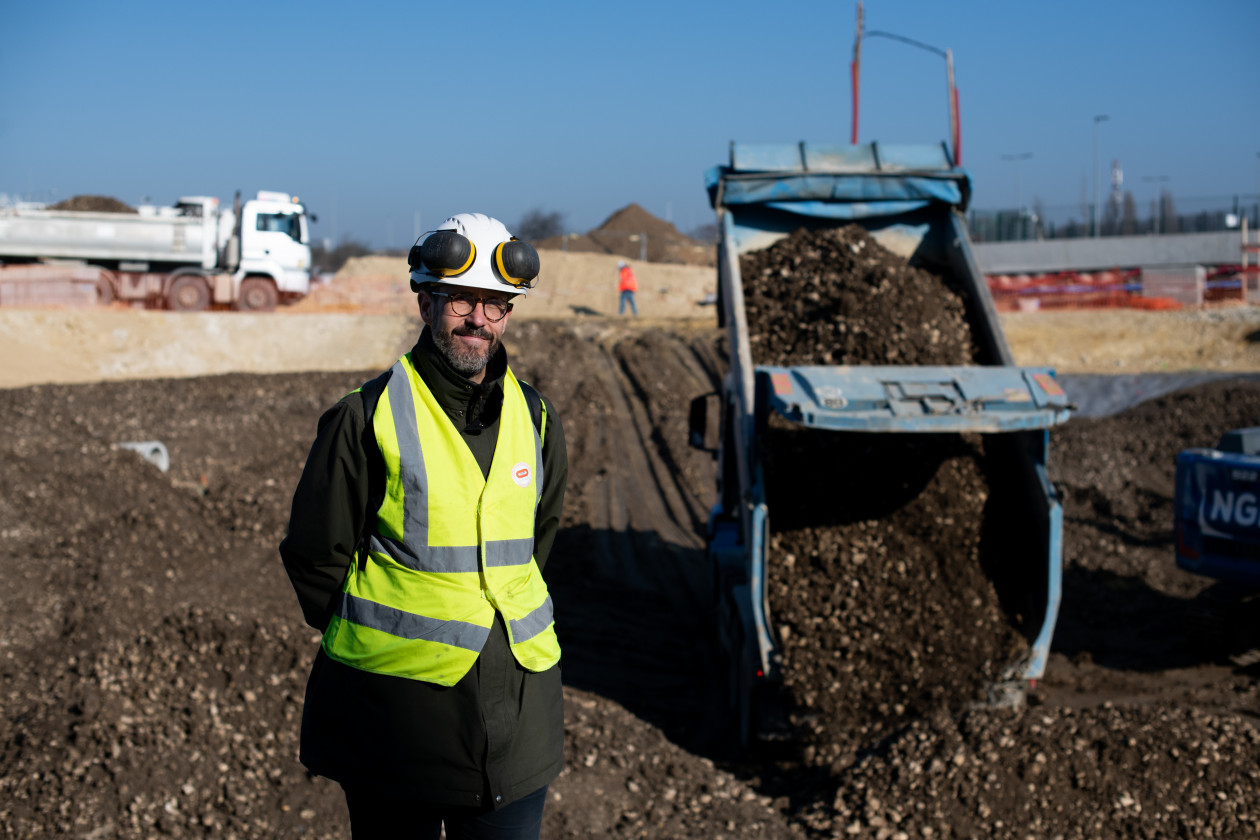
[{"left": 432, "top": 291, "right": 513, "bottom": 322}]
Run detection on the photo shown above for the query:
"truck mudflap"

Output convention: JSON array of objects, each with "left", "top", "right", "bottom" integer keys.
[{"left": 758, "top": 365, "right": 1072, "bottom": 433}]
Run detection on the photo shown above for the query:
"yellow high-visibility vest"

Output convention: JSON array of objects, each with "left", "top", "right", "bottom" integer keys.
[{"left": 321, "top": 353, "right": 561, "bottom": 686}]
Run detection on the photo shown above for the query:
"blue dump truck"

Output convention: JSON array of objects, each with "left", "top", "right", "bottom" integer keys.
[
  {"left": 692, "top": 142, "right": 1074, "bottom": 745},
  {"left": 1175, "top": 427, "right": 1260, "bottom": 664}
]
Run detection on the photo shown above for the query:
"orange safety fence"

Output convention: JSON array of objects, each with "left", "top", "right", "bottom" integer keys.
[{"left": 986, "top": 266, "right": 1260, "bottom": 311}]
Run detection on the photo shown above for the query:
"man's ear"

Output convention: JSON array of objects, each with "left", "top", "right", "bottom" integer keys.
[{"left": 417, "top": 291, "right": 432, "bottom": 326}]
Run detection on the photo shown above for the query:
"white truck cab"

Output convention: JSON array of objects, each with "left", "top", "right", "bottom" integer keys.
[{"left": 217, "top": 191, "right": 312, "bottom": 309}]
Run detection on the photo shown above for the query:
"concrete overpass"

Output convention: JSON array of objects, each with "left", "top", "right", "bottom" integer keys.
[{"left": 972, "top": 231, "right": 1249, "bottom": 275}]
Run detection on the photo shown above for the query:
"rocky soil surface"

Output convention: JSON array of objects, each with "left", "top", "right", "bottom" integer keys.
[
  {"left": 742, "top": 225, "right": 977, "bottom": 367},
  {"left": 1, "top": 229, "right": 1259, "bottom": 837}
]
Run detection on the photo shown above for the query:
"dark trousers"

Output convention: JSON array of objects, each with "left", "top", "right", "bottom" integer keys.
[
  {"left": 342, "top": 784, "right": 548, "bottom": 840},
  {"left": 618, "top": 289, "right": 638, "bottom": 315}
]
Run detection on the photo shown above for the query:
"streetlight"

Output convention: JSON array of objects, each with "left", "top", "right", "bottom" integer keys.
[
  {"left": 852, "top": 6, "right": 961, "bottom": 164},
  {"left": 1093, "top": 115, "right": 1109, "bottom": 237},
  {"left": 1142, "top": 176, "right": 1169, "bottom": 234}
]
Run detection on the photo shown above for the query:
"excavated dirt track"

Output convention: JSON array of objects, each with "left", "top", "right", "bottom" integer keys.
[{"left": 2, "top": 298, "right": 1260, "bottom": 833}]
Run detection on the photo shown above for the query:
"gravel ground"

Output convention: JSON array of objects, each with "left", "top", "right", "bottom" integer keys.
[{"left": 1, "top": 228, "right": 1258, "bottom": 836}]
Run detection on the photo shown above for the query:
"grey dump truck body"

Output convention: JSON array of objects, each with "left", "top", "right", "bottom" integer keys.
[
  {"left": 0, "top": 192, "right": 311, "bottom": 310},
  {"left": 700, "top": 142, "right": 1073, "bottom": 744}
]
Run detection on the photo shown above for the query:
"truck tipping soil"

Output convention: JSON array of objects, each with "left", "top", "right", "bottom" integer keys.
[{"left": 742, "top": 225, "right": 1041, "bottom": 771}]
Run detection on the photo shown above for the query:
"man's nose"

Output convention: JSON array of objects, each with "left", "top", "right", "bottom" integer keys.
[{"left": 464, "top": 301, "right": 488, "bottom": 326}]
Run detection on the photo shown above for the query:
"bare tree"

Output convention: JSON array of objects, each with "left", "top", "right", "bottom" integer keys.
[{"left": 515, "top": 209, "right": 566, "bottom": 241}]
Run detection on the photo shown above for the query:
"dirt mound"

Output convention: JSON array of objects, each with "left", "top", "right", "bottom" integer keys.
[
  {"left": 536, "top": 204, "right": 714, "bottom": 267},
  {"left": 46, "top": 195, "right": 137, "bottom": 213},
  {"left": 742, "top": 225, "right": 976, "bottom": 366}
]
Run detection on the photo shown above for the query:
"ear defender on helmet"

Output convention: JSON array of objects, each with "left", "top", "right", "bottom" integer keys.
[
  {"left": 410, "top": 230, "right": 476, "bottom": 277},
  {"left": 494, "top": 238, "right": 540, "bottom": 288}
]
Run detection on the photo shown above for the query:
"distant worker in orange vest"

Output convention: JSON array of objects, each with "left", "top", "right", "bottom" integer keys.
[{"left": 617, "top": 260, "right": 638, "bottom": 316}]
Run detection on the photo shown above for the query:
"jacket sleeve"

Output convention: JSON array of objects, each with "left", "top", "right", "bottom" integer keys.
[
  {"left": 279, "top": 395, "right": 371, "bottom": 630},
  {"left": 533, "top": 394, "right": 568, "bottom": 574}
]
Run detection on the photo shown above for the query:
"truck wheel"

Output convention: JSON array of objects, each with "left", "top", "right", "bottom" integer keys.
[
  {"left": 167, "top": 275, "right": 210, "bottom": 311},
  {"left": 235, "top": 277, "right": 278, "bottom": 312}
]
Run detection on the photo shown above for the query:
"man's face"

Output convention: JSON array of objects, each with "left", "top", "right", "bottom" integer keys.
[{"left": 419, "top": 284, "right": 513, "bottom": 383}]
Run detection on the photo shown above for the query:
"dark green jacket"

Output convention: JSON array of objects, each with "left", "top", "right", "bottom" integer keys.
[{"left": 280, "top": 327, "right": 568, "bottom": 809}]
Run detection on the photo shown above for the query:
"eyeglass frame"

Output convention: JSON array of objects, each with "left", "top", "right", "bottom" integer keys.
[{"left": 428, "top": 289, "right": 514, "bottom": 322}]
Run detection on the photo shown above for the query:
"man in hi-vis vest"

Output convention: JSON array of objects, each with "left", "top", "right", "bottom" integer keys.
[{"left": 281, "top": 213, "right": 568, "bottom": 840}]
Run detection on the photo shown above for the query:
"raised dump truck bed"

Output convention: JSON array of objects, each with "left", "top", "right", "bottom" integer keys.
[{"left": 696, "top": 141, "right": 1072, "bottom": 745}]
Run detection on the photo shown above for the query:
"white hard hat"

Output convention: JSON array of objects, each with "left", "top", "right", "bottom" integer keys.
[{"left": 408, "top": 212, "right": 539, "bottom": 296}]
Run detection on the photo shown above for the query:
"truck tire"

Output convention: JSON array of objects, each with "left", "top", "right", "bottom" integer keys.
[
  {"left": 235, "top": 277, "right": 278, "bottom": 312},
  {"left": 167, "top": 275, "right": 210, "bottom": 311}
]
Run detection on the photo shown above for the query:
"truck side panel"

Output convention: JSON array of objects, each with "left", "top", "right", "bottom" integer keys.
[{"left": 0, "top": 209, "right": 215, "bottom": 269}]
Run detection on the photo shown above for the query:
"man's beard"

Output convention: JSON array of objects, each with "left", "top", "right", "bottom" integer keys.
[{"left": 432, "top": 323, "right": 499, "bottom": 377}]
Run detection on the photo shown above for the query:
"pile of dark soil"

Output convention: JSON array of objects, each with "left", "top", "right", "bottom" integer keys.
[
  {"left": 536, "top": 203, "right": 714, "bottom": 267},
  {"left": 764, "top": 430, "right": 1024, "bottom": 765},
  {"left": 741, "top": 225, "right": 977, "bottom": 367},
  {"left": 46, "top": 195, "right": 137, "bottom": 213}
]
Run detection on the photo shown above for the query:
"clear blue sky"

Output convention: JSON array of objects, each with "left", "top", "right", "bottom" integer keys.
[{"left": 3, "top": 0, "right": 1257, "bottom": 249}]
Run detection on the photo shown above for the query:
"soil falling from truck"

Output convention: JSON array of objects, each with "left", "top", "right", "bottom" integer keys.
[{"left": 742, "top": 225, "right": 1030, "bottom": 767}]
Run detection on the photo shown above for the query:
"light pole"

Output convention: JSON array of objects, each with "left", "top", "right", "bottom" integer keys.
[
  {"left": 856, "top": 25, "right": 961, "bottom": 163},
  {"left": 1142, "top": 176, "right": 1169, "bottom": 234},
  {"left": 1093, "top": 115, "right": 1108, "bottom": 237}
]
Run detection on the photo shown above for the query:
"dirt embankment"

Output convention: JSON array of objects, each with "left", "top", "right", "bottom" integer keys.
[{"left": 4, "top": 301, "right": 1259, "bottom": 393}]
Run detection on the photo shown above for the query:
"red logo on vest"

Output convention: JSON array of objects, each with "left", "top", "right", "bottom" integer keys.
[{"left": 512, "top": 462, "right": 532, "bottom": 488}]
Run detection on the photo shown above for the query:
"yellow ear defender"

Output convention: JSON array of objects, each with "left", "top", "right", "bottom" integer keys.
[
  {"left": 493, "top": 238, "right": 541, "bottom": 288},
  {"left": 411, "top": 230, "right": 476, "bottom": 277}
]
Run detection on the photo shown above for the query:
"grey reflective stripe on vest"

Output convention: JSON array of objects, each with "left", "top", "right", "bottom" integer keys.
[
  {"left": 368, "top": 535, "right": 480, "bottom": 573},
  {"left": 486, "top": 536, "right": 535, "bottom": 568},
  {"left": 383, "top": 359, "right": 434, "bottom": 562},
  {"left": 338, "top": 592, "right": 490, "bottom": 651},
  {"left": 368, "top": 534, "right": 532, "bottom": 571},
  {"left": 510, "top": 594, "right": 555, "bottom": 643},
  {"left": 531, "top": 409, "right": 544, "bottom": 510}
]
